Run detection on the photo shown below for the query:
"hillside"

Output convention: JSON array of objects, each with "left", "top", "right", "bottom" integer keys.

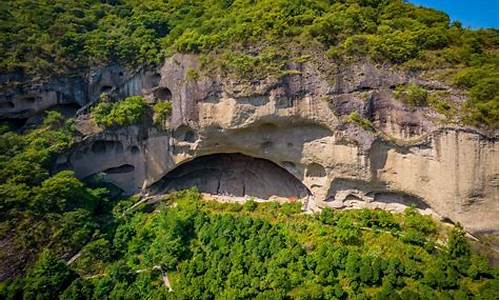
[
  {"left": 1, "top": 190, "right": 498, "bottom": 299},
  {"left": 0, "top": 0, "right": 498, "bottom": 299},
  {"left": 1, "top": 0, "right": 498, "bottom": 127}
]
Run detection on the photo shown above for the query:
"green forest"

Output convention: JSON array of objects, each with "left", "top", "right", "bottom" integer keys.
[
  {"left": 0, "top": 0, "right": 499, "bottom": 299},
  {"left": 0, "top": 0, "right": 498, "bottom": 127},
  {"left": 1, "top": 183, "right": 498, "bottom": 299}
]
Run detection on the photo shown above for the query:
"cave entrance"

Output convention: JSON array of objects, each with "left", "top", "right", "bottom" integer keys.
[{"left": 150, "top": 153, "right": 311, "bottom": 200}]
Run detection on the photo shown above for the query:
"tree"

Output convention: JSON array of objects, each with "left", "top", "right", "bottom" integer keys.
[
  {"left": 92, "top": 96, "right": 147, "bottom": 128},
  {"left": 32, "top": 170, "right": 98, "bottom": 213},
  {"left": 60, "top": 278, "right": 94, "bottom": 300},
  {"left": 447, "top": 224, "right": 471, "bottom": 259},
  {"left": 23, "top": 250, "right": 77, "bottom": 300},
  {"left": 243, "top": 199, "right": 258, "bottom": 211}
]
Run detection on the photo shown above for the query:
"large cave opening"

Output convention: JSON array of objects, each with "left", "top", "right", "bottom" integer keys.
[{"left": 150, "top": 153, "right": 311, "bottom": 200}]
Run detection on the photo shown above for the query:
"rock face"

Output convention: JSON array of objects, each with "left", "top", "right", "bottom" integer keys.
[
  {"left": 4, "top": 54, "right": 498, "bottom": 234},
  {"left": 0, "top": 64, "right": 163, "bottom": 121}
]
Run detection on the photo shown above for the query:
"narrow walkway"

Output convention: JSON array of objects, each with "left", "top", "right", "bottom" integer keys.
[
  {"left": 153, "top": 265, "right": 173, "bottom": 291},
  {"left": 83, "top": 265, "right": 173, "bottom": 292}
]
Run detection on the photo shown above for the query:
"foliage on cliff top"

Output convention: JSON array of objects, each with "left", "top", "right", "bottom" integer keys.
[
  {"left": 0, "top": 0, "right": 497, "bottom": 127},
  {"left": 2, "top": 189, "right": 497, "bottom": 299},
  {"left": 1, "top": 0, "right": 496, "bottom": 73}
]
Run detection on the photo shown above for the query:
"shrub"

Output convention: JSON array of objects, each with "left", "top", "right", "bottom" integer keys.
[
  {"left": 186, "top": 68, "right": 200, "bottom": 80},
  {"left": 447, "top": 224, "right": 471, "bottom": 259},
  {"left": 452, "top": 64, "right": 498, "bottom": 128},
  {"left": 280, "top": 202, "right": 302, "bottom": 216},
  {"left": 32, "top": 170, "right": 99, "bottom": 213},
  {"left": 153, "top": 101, "right": 173, "bottom": 126},
  {"left": 92, "top": 96, "right": 147, "bottom": 128},
  {"left": 319, "top": 207, "right": 337, "bottom": 225},
  {"left": 23, "top": 250, "right": 77, "bottom": 299},
  {"left": 394, "top": 83, "right": 428, "bottom": 107},
  {"left": 369, "top": 31, "right": 420, "bottom": 63},
  {"left": 347, "top": 112, "right": 373, "bottom": 131},
  {"left": 243, "top": 199, "right": 258, "bottom": 212}
]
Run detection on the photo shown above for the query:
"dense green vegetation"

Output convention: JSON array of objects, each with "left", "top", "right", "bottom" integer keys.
[
  {"left": 0, "top": 112, "right": 118, "bottom": 285},
  {"left": 394, "top": 83, "right": 429, "bottom": 107},
  {"left": 0, "top": 0, "right": 497, "bottom": 127},
  {"left": 347, "top": 112, "right": 374, "bottom": 131},
  {"left": 0, "top": 1, "right": 498, "bottom": 297},
  {"left": 91, "top": 96, "right": 147, "bottom": 128},
  {"left": 153, "top": 101, "right": 173, "bottom": 126},
  {"left": 1, "top": 187, "right": 497, "bottom": 299}
]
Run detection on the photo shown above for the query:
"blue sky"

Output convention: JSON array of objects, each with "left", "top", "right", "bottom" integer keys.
[{"left": 409, "top": 0, "right": 499, "bottom": 29}]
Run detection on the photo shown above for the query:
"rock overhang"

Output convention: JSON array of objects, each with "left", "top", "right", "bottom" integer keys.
[{"left": 2, "top": 53, "right": 496, "bottom": 234}]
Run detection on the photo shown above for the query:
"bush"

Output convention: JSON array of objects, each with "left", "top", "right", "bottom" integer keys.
[
  {"left": 32, "top": 170, "right": 99, "bottom": 213},
  {"left": 319, "top": 207, "right": 337, "bottom": 225},
  {"left": 92, "top": 96, "right": 147, "bottom": 128},
  {"left": 394, "top": 83, "right": 428, "bottom": 107},
  {"left": 153, "top": 101, "right": 172, "bottom": 126},
  {"left": 23, "top": 250, "right": 77, "bottom": 299},
  {"left": 243, "top": 199, "right": 258, "bottom": 212},
  {"left": 447, "top": 224, "right": 471, "bottom": 259},
  {"left": 280, "top": 202, "right": 302, "bottom": 216},
  {"left": 347, "top": 112, "right": 373, "bottom": 131},
  {"left": 370, "top": 31, "right": 419, "bottom": 63}
]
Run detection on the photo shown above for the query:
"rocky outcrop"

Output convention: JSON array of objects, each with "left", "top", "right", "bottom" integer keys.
[
  {"left": 4, "top": 54, "right": 497, "bottom": 234},
  {"left": 0, "top": 64, "right": 164, "bottom": 122}
]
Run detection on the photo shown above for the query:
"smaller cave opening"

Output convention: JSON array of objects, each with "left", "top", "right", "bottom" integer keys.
[
  {"left": 91, "top": 140, "right": 123, "bottom": 154},
  {"left": 173, "top": 125, "right": 197, "bottom": 143},
  {"left": 103, "top": 164, "right": 135, "bottom": 174},
  {"left": 306, "top": 163, "right": 326, "bottom": 177},
  {"left": 184, "top": 131, "right": 195, "bottom": 143},
  {"left": 259, "top": 123, "right": 278, "bottom": 132},
  {"left": 23, "top": 96, "right": 36, "bottom": 103},
  {"left": 373, "top": 192, "right": 430, "bottom": 210},
  {"left": 100, "top": 85, "right": 113, "bottom": 93},
  {"left": 47, "top": 103, "right": 81, "bottom": 117},
  {"left": 0, "top": 117, "right": 29, "bottom": 131},
  {"left": 356, "top": 86, "right": 372, "bottom": 92},
  {"left": 154, "top": 87, "right": 172, "bottom": 101},
  {"left": 344, "top": 194, "right": 362, "bottom": 201},
  {"left": 128, "top": 145, "right": 140, "bottom": 154},
  {"left": 0, "top": 101, "right": 14, "bottom": 109}
]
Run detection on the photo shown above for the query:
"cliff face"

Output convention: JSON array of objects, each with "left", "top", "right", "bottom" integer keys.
[{"left": 3, "top": 54, "right": 498, "bottom": 234}]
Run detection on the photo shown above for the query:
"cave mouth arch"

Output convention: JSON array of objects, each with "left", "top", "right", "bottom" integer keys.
[{"left": 150, "top": 153, "right": 311, "bottom": 200}]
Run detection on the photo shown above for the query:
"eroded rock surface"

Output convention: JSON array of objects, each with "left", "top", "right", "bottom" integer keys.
[
  {"left": 151, "top": 153, "right": 311, "bottom": 199},
  {"left": 0, "top": 64, "right": 163, "bottom": 121},
  {"left": 3, "top": 54, "right": 497, "bottom": 234}
]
